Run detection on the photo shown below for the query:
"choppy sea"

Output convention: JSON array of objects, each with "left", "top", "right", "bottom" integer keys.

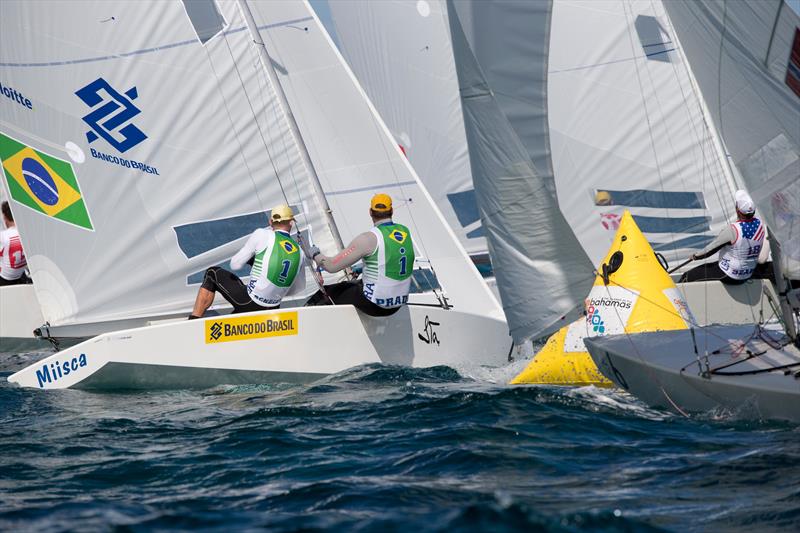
[{"left": 1, "top": 349, "right": 798, "bottom": 532}]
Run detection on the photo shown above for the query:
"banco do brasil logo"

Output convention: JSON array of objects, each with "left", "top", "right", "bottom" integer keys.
[
  {"left": 75, "top": 78, "right": 147, "bottom": 153},
  {"left": 209, "top": 322, "right": 223, "bottom": 341}
]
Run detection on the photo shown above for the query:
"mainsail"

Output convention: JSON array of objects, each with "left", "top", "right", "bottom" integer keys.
[
  {"left": 0, "top": 0, "right": 500, "bottom": 328},
  {"left": 662, "top": 0, "right": 800, "bottom": 279}
]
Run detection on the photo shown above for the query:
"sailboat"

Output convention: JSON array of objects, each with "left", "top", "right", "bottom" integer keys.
[
  {"left": 325, "top": 0, "right": 778, "bottom": 330},
  {"left": 584, "top": 0, "right": 800, "bottom": 421},
  {"left": 3, "top": 0, "right": 513, "bottom": 390}
]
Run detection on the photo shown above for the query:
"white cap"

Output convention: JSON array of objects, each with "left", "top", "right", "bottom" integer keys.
[{"left": 734, "top": 189, "right": 755, "bottom": 215}]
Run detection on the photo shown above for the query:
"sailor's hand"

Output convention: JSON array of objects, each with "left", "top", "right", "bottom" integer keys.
[
  {"left": 690, "top": 254, "right": 697, "bottom": 261},
  {"left": 309, "top": 245, "right": 321, "bottom": 259}
]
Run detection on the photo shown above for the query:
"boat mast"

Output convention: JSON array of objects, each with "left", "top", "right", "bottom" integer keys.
[{"left": 235, "top": 0, "right": 345, "bottom": 250}]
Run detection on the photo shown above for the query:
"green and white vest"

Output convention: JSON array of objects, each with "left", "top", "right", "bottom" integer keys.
[
  {"left": 247, "top": 230, "right": 302, "bottom": 307},
  {"left": 362, "top": 223, "right": 415, "bottom": 308}
]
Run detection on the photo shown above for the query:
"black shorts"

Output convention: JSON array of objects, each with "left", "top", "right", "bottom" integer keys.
[
  {"left": 679, "top": 262, "right": 775, "bottom": 285},
  {"left": 306, "top": 280, "right": 400, "bottom": 317},
  {"left": 0, "top": 273, "right": 31, "bottom": 286},
  {"left": 201, "top": 266, "right": 277, "bottom": 313}
]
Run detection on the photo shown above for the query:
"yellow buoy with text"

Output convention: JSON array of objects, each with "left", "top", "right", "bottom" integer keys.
[{"left": 510, "top": 211, "right": 694, "bottom": 386}]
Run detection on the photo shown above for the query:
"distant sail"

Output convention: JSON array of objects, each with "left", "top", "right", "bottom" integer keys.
[{"left": 663, "top": 0, "right": 800, "bottom": 278}]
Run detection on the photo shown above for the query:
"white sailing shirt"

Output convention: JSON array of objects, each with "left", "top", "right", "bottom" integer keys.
[
  {"left": 718, "top": 218, "right": 765, "bottom": 280},
  {"left": 0, "top": 226, "right": 27, "bottom": 280}
]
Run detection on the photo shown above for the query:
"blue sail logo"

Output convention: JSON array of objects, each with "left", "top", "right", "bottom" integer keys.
[{"left": 75, "top": 78, "right": 147, "bottom": 153}]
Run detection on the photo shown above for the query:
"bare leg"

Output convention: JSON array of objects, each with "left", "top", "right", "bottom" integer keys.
[{"left": 191, "top": 287, "right": 215, "bottom": 318}]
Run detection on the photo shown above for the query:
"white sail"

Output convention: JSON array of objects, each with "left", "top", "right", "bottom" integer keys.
[
  {"left": 328, "top": 0, "right": 594, "bottom": 342},
  {"left": 446, "top": 1, "right": 594, "bottom": 341},
  {"left": 0, "top": 0, "right": 341, "bottom": 327},
  {"left": 662, "top": 0, "right": 800, "bottom": 278},
  {"left": 325, "top": 0, "right": 484, "bottom": 255},
  {"left": 248, "top": 0, "right": 503, "bottom": 318},
  {"left": 0, "top": 1, "right": 499, "bottom": 325},
  {"left": 459, "top": 0, "right": 739, "bottom": 267}
]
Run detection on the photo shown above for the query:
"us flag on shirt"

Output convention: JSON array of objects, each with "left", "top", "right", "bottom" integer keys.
[
  {"left": 787, "top": 28, "right": 800, "bottom": 99},
  {"left": 740, "top": 219, "right": 765, "bottom": 241}
]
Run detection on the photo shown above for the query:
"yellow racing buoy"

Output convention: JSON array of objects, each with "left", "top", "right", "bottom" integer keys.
[{"left": 510, "top": 210, "right": 694, "bottom": 386}]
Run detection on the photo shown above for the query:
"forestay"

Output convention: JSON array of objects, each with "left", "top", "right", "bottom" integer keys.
[{"left": 662, "top": 0, "right": 800, "bottom": 279}]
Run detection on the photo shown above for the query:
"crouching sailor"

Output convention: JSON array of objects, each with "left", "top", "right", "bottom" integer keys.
[
  {"left": 680, "top": 190, "right": 770, "bottom": 285},
  {"left": 189, "top": 204, "right": 307, "bottom": 318},
  {"left": 306, "top": 193, "right": 415, "bottom": 317}
]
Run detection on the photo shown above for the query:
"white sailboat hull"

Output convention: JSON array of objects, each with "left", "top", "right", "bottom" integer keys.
[{"left": 7, "top": 305, "right": 511, "bottom": 390}]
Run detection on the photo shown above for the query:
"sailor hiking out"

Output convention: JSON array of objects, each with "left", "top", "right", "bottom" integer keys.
[
  {"left": 0, "top": 201, "right": 30, "bottom": 286},
  {"left": 189, "top": 204, "right": 307, "bottom": 318},
  {"left": 680, "top": 190, "right": 770, "bottom": 285},
  {"left": 306, "top": 193, "right": 415, "bottom": 317}
]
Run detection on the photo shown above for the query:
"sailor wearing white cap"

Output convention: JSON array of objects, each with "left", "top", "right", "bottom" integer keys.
[{"left": 680, "top": 190, "right": 770, "bottom": 284}]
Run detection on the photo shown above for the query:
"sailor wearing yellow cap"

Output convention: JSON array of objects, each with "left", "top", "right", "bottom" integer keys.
[
  {"left": 306, "top": 193, "right": 415, "bottom": 317},
  {"left": 189, "top": 204, "right": 307, "bottom": 319}
]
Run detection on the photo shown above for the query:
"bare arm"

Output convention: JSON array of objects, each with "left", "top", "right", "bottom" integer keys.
[
  {"left": 315, "top": 232, "right": 377, "bottom": 273},
  {"left": 694, "top": 225, "right": 736, "bottom": 260}
]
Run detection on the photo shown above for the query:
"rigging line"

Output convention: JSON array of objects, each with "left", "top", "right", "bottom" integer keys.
[
  {"left": 599, "top": 280, "right": 690, "bottom": 418},
  {"left": 220, "top": 29, "right": 288, "bottom": 211},
  {"left": 647, "top": 0, "right": 726, "bottom": 221},
  {"left": 621, "top": 1, "right": 677, "bottom": 257},
  {"left": 651, "top": 0, "right": 737, "bottom": 328},
  {"left": 248, "top": 44, "right": 339, "bottom": 298},
  {"left": 221, "top": 22, "right": 331, "bottom": 299}
]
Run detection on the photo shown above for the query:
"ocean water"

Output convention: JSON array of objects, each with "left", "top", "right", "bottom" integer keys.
[{"left": 1, "top": 350, "right": 798, "bottom": 532}]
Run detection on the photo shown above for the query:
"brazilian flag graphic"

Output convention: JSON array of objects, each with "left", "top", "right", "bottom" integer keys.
[
  {"left": 0, "top": 132, "right": 93, "bottom": 230},
  {"left": 280, "top": 240, "right": 298, "bottom": 254},
  {"left": 389, "top": 228, "right": 407, "bottom": 244}
]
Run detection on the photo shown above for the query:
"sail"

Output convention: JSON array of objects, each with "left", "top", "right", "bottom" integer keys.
[
  {"left": 446, "top": 1, "right": 594, "bottom": 342},
  {"left": 325, "top": 0, "right": 483, "bottom": 255},
  {"left": 327, "top": 0, "right": 595, "bottom": 341},
  {"left": 247, "top": 0, "right": 503, "bottom": 319},
  {"left": 663, "top": 0, "right": 800, "bottom": 278},
  {"left": 0, "top": 0, "right": 335, "bottom": 326}
]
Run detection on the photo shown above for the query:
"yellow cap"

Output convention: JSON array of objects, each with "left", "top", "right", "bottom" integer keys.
[
  {"left": 370, "top": 193, "right": 393, "bottom": 213},
  {"left": 270, "top": 204, "right": 294, "bottom": 223},
  {"left": 594, "top": 190, "right": 612, "bottom": 206}
]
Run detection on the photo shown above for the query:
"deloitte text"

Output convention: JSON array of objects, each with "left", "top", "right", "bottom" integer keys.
[
  {"left": 90, "top": 148, "right": 159, "bottom": 175},
  {"left": 0, "top": 81, "right": 33, "bottom": 110}
]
